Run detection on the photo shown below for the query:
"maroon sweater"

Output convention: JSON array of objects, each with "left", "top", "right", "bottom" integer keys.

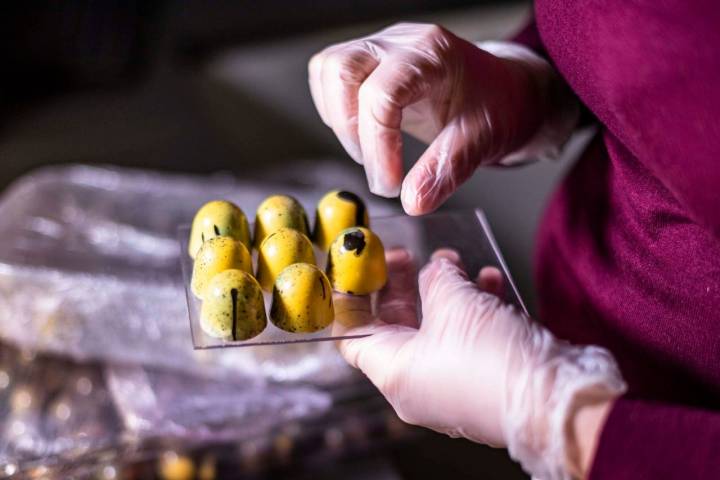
[{"left": 517, "top": 1, "right": 720, "bottom": 478}]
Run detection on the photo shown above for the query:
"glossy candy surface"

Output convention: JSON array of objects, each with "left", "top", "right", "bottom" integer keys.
[
  {"left": 200, "top": 269, "right": 267, "bottom": 340},
  {"left": 270, "top": 263, "right": 334, "bottom": 333},
  {"left": 327, "top": 227, "right": 387, "bottom": 295},
  {"left": 313, "top": 190, "right": 369, "bottom": 251},
  {"left": 191, "top": 236, "right": 252, "bottom": 298},
  {"left": 253, "top": 195, "right": 310, "bottom": 248},
  {"left": 188, "top": 200, "right": 251, "bottom": 258},
  {"left": 256, "top": 227, "right": 316, "bottom": 291}
]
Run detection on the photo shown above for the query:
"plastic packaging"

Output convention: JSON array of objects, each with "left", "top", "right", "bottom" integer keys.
[
  {"left": 105, "top": 364, "right": 332, "bottom": 443},
  {"left": 183, "top": 209, "right": 527, "bottom": 348}
]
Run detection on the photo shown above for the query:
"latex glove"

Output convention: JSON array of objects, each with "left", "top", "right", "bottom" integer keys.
[
  {"left": 333, "top": 249, "right": 625, "bottom": 480},
  {"left": 309, "top": 23, "right": 578, "bottom": 214}
]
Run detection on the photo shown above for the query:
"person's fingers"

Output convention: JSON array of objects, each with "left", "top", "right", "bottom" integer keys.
[
  {"left": 333, "top": 290, "right": 416, "bottom": 394},
  {"left": 476, "top": 266, "right": 505, "bottom": 298},
  {"left": 430, "top": 248, "right": 465, "bottom": 270},
  {"left": 332, "top": 292, "right": 373, "bottom": 334},
  {"left": 418, "top": 249, "right": 479, "bottom": 328},
  {"left": 332, "top": 247, "right": 420, "bottom": 393},
  {"left": 357, "top": 56, "right": 435, "bottom": 197},
  {"left": 400, "top": 118, "right": 489, "bottom": 215},
  {"left": 320, "top": 44, "right": 380, "bottom": 164},
  {"left": 376, "top": 248, "right": 419, "bottom": 328},
  {"left": 338, "top": 318, "right": 416, "bottom": 393}
]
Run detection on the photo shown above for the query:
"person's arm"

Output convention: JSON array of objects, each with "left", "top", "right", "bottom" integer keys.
[
  {"left": 567, "top": 396, "right": 615, "bottom": 478},
  {"left": 568, "top": 379, "right": 720, "bottom": 479},
  {"left": 534, "top": 1, "right": 720, "bottom": 237},
  {"left": 511, "top": 18, "right": 598, "bottom": 129},
  {"left": 585, "top": 397, "right": 720, "bottom": 479},
  {"left": 334, "top": 250, "right": 720, "bottom": 479},
  {"left": 515, "top": 13, "right": 720, "bottom": 476}
]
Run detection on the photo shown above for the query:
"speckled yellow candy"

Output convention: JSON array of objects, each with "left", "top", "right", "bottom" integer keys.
[
  {"left": 200, "top": 269, "right": 267, "bottom": 340},
  {"left": 313, "top": 190, "right": 369, "bottom": 251},
  {"left": 256, "top": 227, "right": 316, "bottom": 291},
  {"left": 270, "top": 263, "right": 334, "bottom": 333},
  {"left": 253, "top": 195, "right": 310, "bottom": 248},
  {"left": 327, "top": 227, "right": 387, "bottom": 295},
  {"left": 191, "top": 236, "right": 252, "bottom": 298},
  {"left": 188, "top": 200, "right": 251, "bottom": 258}
]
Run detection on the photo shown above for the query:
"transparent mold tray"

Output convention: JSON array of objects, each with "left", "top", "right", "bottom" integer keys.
[{"left": 180, "top": 209, "right": 527, "bottom": 349}]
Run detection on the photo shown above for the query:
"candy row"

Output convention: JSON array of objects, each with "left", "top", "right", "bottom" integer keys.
[{"left": 188, "top": 190, "right": 369, "bottom": 257}]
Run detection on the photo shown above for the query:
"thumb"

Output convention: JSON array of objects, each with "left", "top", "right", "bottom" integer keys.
[
  {"left": 418, "top": 250, "right": 473, "bottom": 306},
  {"left": 418, "top": 250, "right": 483, "bottom": 329},
  {"left": 333, "top": 294, "right": 416, "bottom": 392}
]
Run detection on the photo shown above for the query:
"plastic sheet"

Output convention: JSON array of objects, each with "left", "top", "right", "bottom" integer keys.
[{"left": 182, "top": 209, "right": 527, "bottom": 348}]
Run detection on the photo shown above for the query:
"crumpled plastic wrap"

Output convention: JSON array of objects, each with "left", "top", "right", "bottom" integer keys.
[
  {"left": 0, "top": 163, "right": 397, "bottom": 385},
  {"left": 0, "top": 344, "right": 334, "bottom": 475},
  {"left": 0, "top": 345, "right": 121, "bottom": 470},
  {"left": 0, "top": 264, "right": 353, "bottom": 386},
  {"left": 105, "top": 364, "right": 331, "bottom": 442}
]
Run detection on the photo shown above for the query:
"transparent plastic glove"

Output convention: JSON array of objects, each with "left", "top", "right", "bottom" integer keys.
[
  {"left": 309, "top": 23, "right": 578, "bottom": 215},
  {"left": 333, "top": 249, "right": 625, "bottom": 480}
]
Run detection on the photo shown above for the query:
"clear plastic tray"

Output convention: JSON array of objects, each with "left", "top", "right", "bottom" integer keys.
[{"left": 180, "top": 209, "right": 527, "bottom": 349}]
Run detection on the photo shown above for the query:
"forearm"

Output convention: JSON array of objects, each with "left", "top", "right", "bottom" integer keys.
[{"left": 567, "top": 396, "right": 617, "bottom": 478}]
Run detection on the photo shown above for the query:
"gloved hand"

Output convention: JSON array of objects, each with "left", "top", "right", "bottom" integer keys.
[
  {"left": 333, "top": 249, "right": 625, "bottom": 479},
  {"left": 309, "top": 23, "right": 578, "bottom": 215}
]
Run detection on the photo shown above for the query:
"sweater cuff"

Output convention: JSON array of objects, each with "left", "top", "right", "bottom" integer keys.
[{"left": 590, "top": 396, "right": 720, "bottom": 479}]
